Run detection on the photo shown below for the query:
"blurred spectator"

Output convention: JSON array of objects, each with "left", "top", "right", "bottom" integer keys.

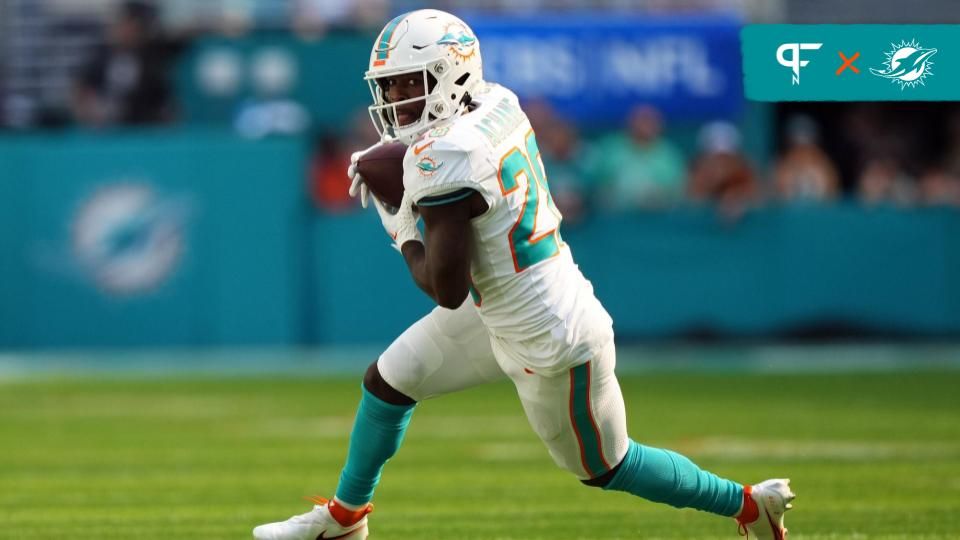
[
  {"left": 773, "top": 115, "right": 839, "bottom": 202},
  {"left": 309, "top": 109, "right": 380, "bottom": 211},
  {"left": 522, "top": 99, "right": 592, "bottom": 221},
  {"left": 688, "top": 121, "right": 759, "bottom": 218},
  {"left": 834, "top": 103, "right": 889, "bottom": 191},
  {"left": 292, "top": 0, "right": 355, "bottom": 35},
  {"left": 523, "top": 98, "right": 559, "bottom": 134},
  {"left": 945, "top": 110, "right": 960, "bottom": 180},
  {"left": 918, "top": 168, "right": 960, "bottom": 207},
  {"left": 588, "top": 105, "right": 686, "bottom": 211},
  {"left": 857, "top": 156, "right": 916, "bottom": 207},
  {"left": 292, "top": 0, "right": 388, "bottom": 36},
  {"left": 309, "top": 133, "right": 355, "bottom": 212},
  {"left": 538, "top": 115, "right": 591, "bottom": 223},
  {"left": 922, "top": 110, "right": 960, "bottom": 206},
  {"left": 71, "top": 1, "right": 177, "bottom": 127}
]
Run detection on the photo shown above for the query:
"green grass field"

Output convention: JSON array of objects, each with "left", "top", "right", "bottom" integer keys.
[{"left": 2, "top": 367, "right": 959, "bottom": 539}]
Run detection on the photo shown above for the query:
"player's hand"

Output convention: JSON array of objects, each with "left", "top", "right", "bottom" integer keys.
[
  {"left": 347, "top": 136, "right": 395, "bottom": 209},
  {"left": 373, "top": 192, "right": 422, "bottom": 251}
]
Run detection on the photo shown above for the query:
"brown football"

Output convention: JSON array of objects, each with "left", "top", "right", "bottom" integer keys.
[{"left": 355, "top": 142, "right": 407, "bottom": 208}]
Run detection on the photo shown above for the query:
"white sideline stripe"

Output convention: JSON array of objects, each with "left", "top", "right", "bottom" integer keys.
[
  {"left": 0, "top": 344, "right": 959, "bottom": 380},
  {"left": 0, "top": 347, "right": 380, "bottom": 381},
  {"left": 614, "top": 344, "right": 960, "bottom": 374},
  {"left": 681, "top": 437, "right": 960, "bottom": 461}
]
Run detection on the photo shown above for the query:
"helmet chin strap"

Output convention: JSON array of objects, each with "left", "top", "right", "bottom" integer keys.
[{"left": 400, "top": 92, "right": 460, "bottom": 141}]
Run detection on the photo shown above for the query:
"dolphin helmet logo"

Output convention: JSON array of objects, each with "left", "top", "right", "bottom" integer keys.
[
  {"left": 870, "top": 39, "right": 937, "bottom": 89},
  {"left": 436, "top": 23, "right": 477, "bottom": 61},
  {"left": 437, "top": 33, "right": 476, "bottom": 48}
]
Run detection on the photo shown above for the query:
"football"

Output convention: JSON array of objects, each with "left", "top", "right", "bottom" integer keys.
[{"left": 356, "top": 142, "right": 407, "bottom": 208}]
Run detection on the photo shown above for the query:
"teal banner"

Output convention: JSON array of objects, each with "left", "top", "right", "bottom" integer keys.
[{"left": 742, "top": 25, "right": 959, "bottom": 101}]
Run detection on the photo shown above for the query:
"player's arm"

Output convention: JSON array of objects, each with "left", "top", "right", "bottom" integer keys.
[{"left": 400, "top": 190, "right": 484, "bottom": 309}]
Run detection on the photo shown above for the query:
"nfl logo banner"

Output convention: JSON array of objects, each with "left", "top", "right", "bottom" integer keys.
[
  {"left": 470, "top": 15, "right": 744, "bottom": 122},
  {"left": 741, "top": 25, "right": 960, "bottom": 101}
]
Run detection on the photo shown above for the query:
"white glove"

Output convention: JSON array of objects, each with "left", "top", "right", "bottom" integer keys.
[
  {"left": 347, "top": 136, "right": 395, "bottom": 209},
  {"left": 373, "top": 192, "right": 422, "bottom": 251}
]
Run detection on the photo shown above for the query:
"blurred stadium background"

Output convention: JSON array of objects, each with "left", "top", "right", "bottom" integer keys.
[
  {"left": 2, "top": 1, "right": 960, "bottom": 538},
  {"left": 4, "top": 0, "right": 960, "bottom": 351}
]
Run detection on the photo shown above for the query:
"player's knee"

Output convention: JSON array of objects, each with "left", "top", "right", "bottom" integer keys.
[
  {"left": 579, "top": 460, "right": 622, "bottom": 489},
  {"left": 377, "top": 339, "right": 437, "bottom": 399},
  {"left": 542, "top": 444, "right": 595, "bottom": 480},
  {"left": 526, "top": 409, "right": 565, "bottom": 444},
  {"left": 363, "top": 361, "right": 417, "bottom": 406}
]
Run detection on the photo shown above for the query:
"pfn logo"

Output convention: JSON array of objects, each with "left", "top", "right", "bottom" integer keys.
[{"left": 777, "top": 43, "right": 823, "bottom": 85}]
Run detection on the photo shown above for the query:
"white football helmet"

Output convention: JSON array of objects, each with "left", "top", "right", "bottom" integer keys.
[{"left": 364, "top": 9, "right": 484, "bottom": 145}]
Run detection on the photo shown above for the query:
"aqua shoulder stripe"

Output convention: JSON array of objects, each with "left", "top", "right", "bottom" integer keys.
[{"left": 416, "top": 188, "right": 475, "bottom": 207}]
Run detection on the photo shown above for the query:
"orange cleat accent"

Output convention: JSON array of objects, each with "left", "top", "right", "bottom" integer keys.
[
  {"left": 736, "top": 485, "right": 760, "bottom": 536},
  {"left": 327, "top": 498, "right": 374, "bottom": 528},
  {"left": 255, "top": 496, "right": 371, "bottom": 539}
]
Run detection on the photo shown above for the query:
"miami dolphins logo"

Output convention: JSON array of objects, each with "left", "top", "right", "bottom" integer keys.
[
  {"left": 870, "top": 39, "right": 937, "bottom": 89},
  {"left": 436, "top": 23, "right": 477, "bottom": 61},
  {"left": 428, "top": 126, "right": 450, "bottom": 138},
  {"left": 416, "top": 156, "right": 443, "bottom": 176}
]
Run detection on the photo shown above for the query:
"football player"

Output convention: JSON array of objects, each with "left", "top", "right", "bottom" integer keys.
[{"left": 254, "top": 9, "right": 794, "bottom": 540}]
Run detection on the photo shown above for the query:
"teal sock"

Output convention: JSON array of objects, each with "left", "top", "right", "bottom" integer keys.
[
  {"left": 334, "top": 386, "right": 415, "bottom": 506},
  {"left": 604, "top": 439, "right": 743, "bottom": 516}
]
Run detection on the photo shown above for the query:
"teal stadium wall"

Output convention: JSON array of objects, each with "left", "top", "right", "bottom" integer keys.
[
  {"left": 4, "top": 130, "right": 960, "bottom": 349},
  {"left": 0, "top": 132, "right": 308, "bottom": 348},
  {"left": 563, "top": 208, "right": 960, "bottom": 337}
]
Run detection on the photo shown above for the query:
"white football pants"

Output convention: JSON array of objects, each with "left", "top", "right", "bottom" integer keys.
[{"left": 377, "top": 299, "right": 629, "bottom": 480}]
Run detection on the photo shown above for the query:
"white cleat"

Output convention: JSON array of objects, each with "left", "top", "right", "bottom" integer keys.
[
  {"left": 253, "top": 496, "right": 370, "bottom": 540},
  {"left": 736, "top": 478, "right": 796, "bottom": 540}
]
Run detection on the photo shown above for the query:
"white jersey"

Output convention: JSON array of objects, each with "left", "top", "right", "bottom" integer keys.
[{"left": 402, "top": 83, "right": 613, "bottom": 372}]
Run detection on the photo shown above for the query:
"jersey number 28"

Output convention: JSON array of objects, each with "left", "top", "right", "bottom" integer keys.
[{"left": 497, "top": 130, "right": 562, "bottom": 273}]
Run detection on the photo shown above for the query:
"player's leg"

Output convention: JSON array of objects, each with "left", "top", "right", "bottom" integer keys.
[
  {"left": 575, "top": 346, "right": 795, "bottom": 538},
  {"left": 254, "top": 299, "right": 500, "bottom": 540},
  {"left": 334, "top": 298, "right": 502, "bottom": 509},
  {"left": 496, "top": 340, "right": 794, "bottom": 538},
  {"left": 571, "top": 344, "right": 742, "bottom": 514}
]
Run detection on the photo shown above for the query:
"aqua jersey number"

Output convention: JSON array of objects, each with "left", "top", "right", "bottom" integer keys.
[{"left": 497, "top": 130, "right": 562, "bottom": 273}]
